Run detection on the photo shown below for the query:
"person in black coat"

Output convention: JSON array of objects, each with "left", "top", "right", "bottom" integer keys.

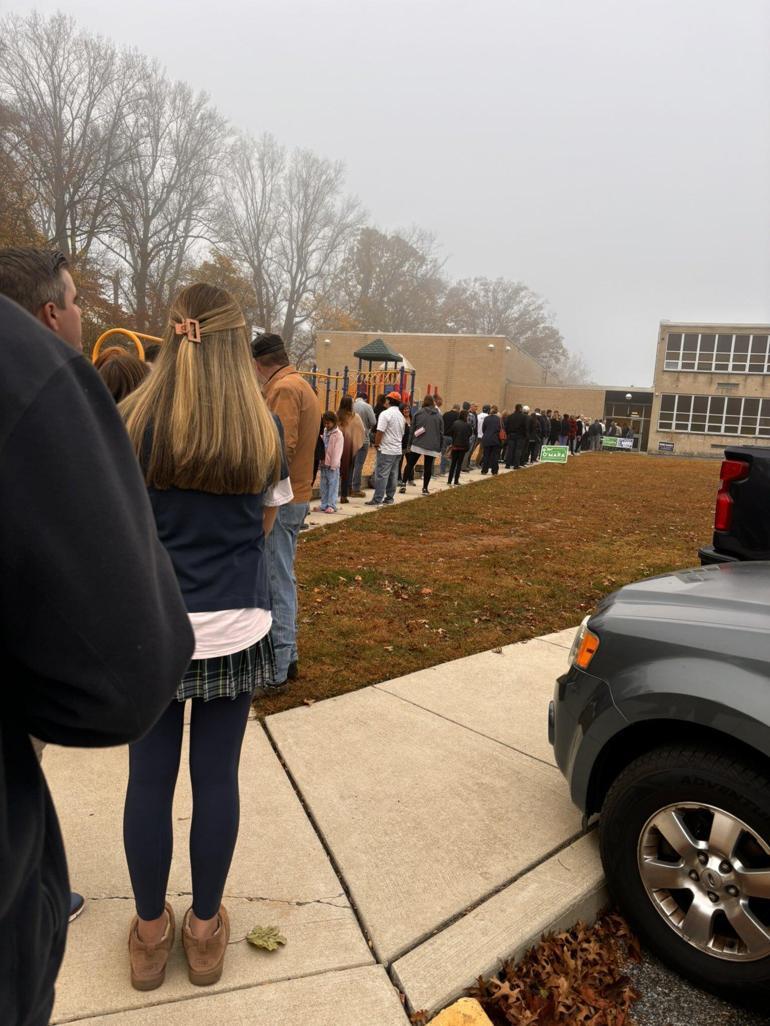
[
  {"left": 440, "top": 403, "right": 460, "bottom": 474},
  {"left": 504, "top": 403, "right": 528, "bottom": 469},
  {"left": 447, "top": 410, "right": 472, "bottom": 484},
  {"left": 539, "top": 409, "right": 550, "bottom": 444},
  {"left": 442, "top": 404, "right": 460, "bottom": 435},
  {"left": 549, "top": 410, "right": 561, "bottom": 444},
  {"left": 526, "top": 408, "right": 543, "bottom": 464},
  {"left": 0, "top": 295, "right": 193, "bottom": 1026},
  {"left": 480, "top": 405, "right": 502, "bottom": 475},
  {"left": 372, "top": 394, "right": 387, "bottom": 447}
]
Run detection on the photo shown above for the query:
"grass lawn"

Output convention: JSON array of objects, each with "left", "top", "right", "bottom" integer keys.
[{"left": 255, "top": 454, "right": 719, "bottom": 716}]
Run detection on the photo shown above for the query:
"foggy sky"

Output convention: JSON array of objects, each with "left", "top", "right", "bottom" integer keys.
[{"left": 6, "top": 0, "right": 770, "bottom": 385}]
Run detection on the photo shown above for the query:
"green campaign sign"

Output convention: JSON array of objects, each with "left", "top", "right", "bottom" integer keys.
[
  {"left": 602, "top": 436, "right": 618, "bottom": 448},
  {"left": 540, "top": 445, "right": 569, "bottom": 464}
]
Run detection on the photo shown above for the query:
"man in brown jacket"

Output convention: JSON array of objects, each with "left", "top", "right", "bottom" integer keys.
[{"left": 252, "top": 334, "right": 321, "bottom": 687}]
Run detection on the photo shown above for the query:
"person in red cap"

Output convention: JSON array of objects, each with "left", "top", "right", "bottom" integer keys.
[{"left": 365, "top": 391, "right": 406, "bottom": 506}]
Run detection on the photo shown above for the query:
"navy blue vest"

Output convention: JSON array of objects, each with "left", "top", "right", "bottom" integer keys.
[{"left": 146, "top": 416, "right": 287, "bottom": 613}]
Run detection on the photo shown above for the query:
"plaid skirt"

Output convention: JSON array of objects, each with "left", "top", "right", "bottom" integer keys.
[{"left": 176, "top": 634, "right": 277, "bottom": 703}]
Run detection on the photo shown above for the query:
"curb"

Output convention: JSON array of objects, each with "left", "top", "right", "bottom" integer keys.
[{"left": 393, "top": 833, "right": 607, "bottom": 1018}]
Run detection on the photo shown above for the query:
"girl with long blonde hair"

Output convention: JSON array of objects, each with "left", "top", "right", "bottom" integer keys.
[{"left": 121, "top": 283, "right": 292, "bottom": 992}]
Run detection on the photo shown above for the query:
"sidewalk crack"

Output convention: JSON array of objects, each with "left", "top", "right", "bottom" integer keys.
[
  {"left": 86, "top": 891, "right": 348, "bottom": 908},
  {"left": 371, "top": 686, "right": 557, "bottom": 769}
]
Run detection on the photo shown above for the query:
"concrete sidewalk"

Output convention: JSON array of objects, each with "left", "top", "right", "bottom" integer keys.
[
  {"left": 45, "top": 626, "right": 604, "bottom": 1025},
  {"left": 303, "top": 457, "right": 545, "bottom": 531}
]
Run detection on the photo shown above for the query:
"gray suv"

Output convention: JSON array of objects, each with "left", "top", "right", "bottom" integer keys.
[{"left": 549, "top": 561, "right": 770, "bottom": 1002}]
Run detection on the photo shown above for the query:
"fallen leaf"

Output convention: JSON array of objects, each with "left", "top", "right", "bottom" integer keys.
[
  {"left": 469, "top": 913, "right": 641, "bottom": 1026},
  {"left": 246, "top": 925, "right": 287, "bottom": 951}
]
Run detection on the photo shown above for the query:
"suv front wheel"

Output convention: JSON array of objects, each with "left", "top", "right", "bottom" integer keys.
[{"left": 600, "top": 744, "right": 770, "bottom": 1001}]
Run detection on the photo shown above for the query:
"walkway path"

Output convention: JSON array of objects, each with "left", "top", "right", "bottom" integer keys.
[
  {"left": 303, "top": 456, "right": 542, "bottom": 531},
  {"left": 46, "top": 623, "right": 604, "bottom": 1024}
]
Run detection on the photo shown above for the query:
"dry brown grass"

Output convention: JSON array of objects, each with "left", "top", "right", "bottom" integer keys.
[{"left": 255, "top": 454, "right": 718, "bottom": 716}]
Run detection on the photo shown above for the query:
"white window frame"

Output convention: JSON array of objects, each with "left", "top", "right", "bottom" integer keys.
[
  {"left": 662, "top": 334, "right": 770, "bottom": 375},
  {"left": 657, "top": 393, "right": 770, "bottom": 437}
]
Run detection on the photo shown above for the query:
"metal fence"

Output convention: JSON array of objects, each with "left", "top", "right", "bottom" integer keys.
[{"left": 301, "top": 365, "right": 417, "bottom": 410}]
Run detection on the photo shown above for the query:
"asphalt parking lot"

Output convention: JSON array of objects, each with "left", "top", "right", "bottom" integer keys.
[{"left": 628, "top": 952, "right": 770, "bottom": 1026}]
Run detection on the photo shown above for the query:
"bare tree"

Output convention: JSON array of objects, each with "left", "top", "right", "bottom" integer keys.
[
  {"left": 106, "top": 63, "right": 226, "bottom": 331},
  {"left": 277, "top": 149, "right": 362, "bottom": 360},
  {"left": 0, "top": 101, "right": 44, "bottom": 247},
  {"left": 218, "top": 132, "right": 285, "bottom": 332},
  {"left": 217, "top": 139, "right": 361, "bottom": 362},
  {"left": 0, "top": 11, "right": 575, "bottom": 371},
  {"left": 186, "top": 251, "right": 261, "bottom": 333},
  {"left": 0, "top": 12, "right": 136, "bottom": 260},
  {"left": 552, "top": 350, "right": 594, "bottom": 385}
]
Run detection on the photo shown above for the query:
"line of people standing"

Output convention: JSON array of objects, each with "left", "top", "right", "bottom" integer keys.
[{"left": 312, "top": 387, "right": 635, "bottom": 510}]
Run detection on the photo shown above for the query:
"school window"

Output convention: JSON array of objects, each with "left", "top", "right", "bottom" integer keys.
[
  {"left": 663, "top": 332, "right": 770, "bottom": 374},
  {"left": 657, "top": 394, "right": 770, "bottom": 436}
]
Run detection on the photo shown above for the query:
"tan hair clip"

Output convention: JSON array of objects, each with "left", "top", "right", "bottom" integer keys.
[{"left": 174, "top": 318, "right": 201, "bottom": 343}]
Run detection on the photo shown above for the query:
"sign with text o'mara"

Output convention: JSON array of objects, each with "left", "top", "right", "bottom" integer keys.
[{"left": 540, "top": 445, "right": 569, "bottom": 464}]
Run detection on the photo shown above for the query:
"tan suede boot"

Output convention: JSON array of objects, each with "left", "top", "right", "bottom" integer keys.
[
  {"left": 128, "top": 903, "right": 175, "bottom": 991},
  {"left": 182, "top": 905, "right": 230, "bottom": 986}
]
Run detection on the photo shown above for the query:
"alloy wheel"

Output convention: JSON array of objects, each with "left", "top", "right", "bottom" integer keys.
[{"left": 638, "top": 802, "right": 770, "bottom": 962}]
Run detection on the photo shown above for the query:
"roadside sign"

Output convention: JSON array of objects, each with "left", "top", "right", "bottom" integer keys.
[
  {"left": 658, "top": 441, "right": 675, "bottom": 453},
  {"left": 540, "top": 445, "right": 569, "bottom": 464}
]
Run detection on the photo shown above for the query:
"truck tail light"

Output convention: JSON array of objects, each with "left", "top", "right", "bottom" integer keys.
[{"left": 714, "top": 459, "right": 749, "bottom": 532}]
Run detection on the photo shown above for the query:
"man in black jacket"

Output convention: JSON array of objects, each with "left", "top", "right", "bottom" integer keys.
[
  {"left": 526, "top": 406, "right": 543, "bottom": 464},
  {"left": 441, "top": 403, "right": 460, "bottom": 475},
  {"left": 0, "top": 295, "right": 194, "bottom": 1026},
  {"left": 504, "top": 403, "right": 528, "bottom": 469},
  {"left": 549, "top": 411, "right": 561, "bottom": 444}
]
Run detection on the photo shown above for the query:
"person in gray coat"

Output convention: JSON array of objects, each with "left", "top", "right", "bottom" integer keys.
[
  {"left": 399, "top": 394, "right": 444, "bottom": 495},
  {"left": 351, "top": 389, "right": 376, "bottom": 495}
]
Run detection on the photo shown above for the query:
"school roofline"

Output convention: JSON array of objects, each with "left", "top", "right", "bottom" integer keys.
[{"left": 318, "top": 330, "right": 549, "bottom": 370}]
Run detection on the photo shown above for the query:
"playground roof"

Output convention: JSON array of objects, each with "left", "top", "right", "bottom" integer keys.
[
  {"left": 353, "top": 338, "right": 403, "bottom": 362},
  {"left": 382, "top": 353, "right": 414, "bottom": 372}
]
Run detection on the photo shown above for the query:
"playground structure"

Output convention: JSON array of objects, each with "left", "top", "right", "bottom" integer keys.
[
  {"left": 90, "top": 329, "right": 418, "bottom": 408},
  {"left": 91, "top": 328, "right": 162, "bottom": 362},
  {"left": 304, "top": 364, "right": 416, "bottom": 411}
]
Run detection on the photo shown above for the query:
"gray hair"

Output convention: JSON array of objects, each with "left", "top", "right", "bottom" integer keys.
[{"left": 0, "top": 247, "right": 69, "bottom": 315}]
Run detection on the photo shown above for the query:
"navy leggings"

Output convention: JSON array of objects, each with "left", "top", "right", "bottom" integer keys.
[{"left": 123, "top": 693, "right": 251, "bottom": 921}]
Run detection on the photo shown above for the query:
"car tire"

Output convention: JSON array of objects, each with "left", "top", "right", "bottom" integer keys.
[{"left": 600, "top": 744, "right": 770, "bottom": 1004}]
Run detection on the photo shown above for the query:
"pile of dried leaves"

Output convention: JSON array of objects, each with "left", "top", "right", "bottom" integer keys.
[{"left": 468, "top": 913, "right": 641, "bottom": 1025}]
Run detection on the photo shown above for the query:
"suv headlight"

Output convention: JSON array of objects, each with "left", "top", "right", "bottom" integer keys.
[{"left": 569, "top": 616, "right": 600, "bottom": 671}]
